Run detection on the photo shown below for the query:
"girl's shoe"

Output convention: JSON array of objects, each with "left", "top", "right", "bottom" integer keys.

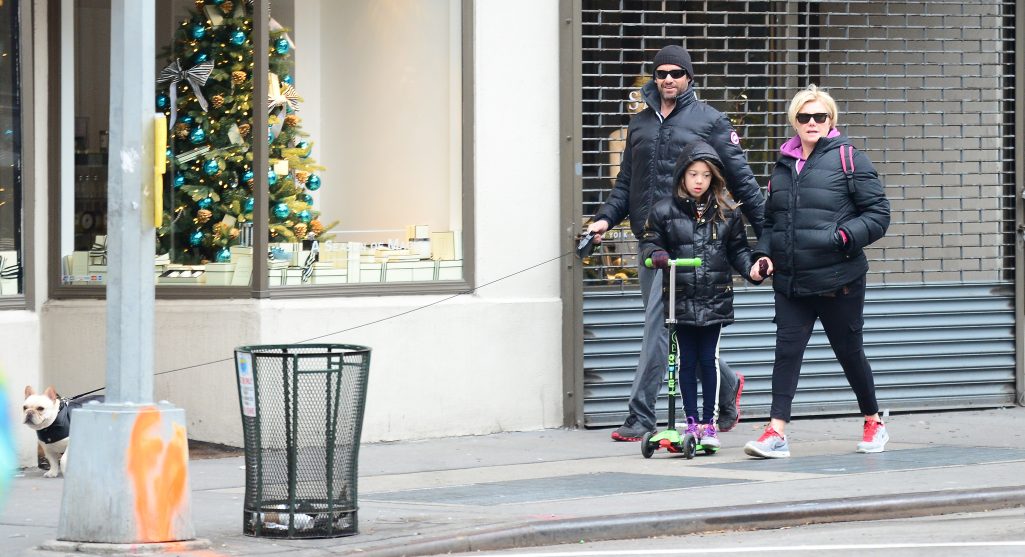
[
  {"left": 699, "top": 423, "right": 721, "bottom": 449},
  {"left": 857, "top": 420, "right": 889, "bottom": 453}
]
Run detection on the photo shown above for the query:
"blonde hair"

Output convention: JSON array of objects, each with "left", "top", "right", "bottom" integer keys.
[{"left": 787, "top": 84, "right": 839, "bottom": 129}]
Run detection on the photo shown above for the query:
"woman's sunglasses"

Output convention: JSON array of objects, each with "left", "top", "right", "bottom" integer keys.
[
  {"left": 655, "top": 69, "right": 688, "bottom": 80},
  {"left": 796, "top": 112, "right": 829, "bottom": 124}
]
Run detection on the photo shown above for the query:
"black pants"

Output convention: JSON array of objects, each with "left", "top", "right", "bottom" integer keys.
[{"left": 769, "top": 276, "right": 879, "bottom": 422}]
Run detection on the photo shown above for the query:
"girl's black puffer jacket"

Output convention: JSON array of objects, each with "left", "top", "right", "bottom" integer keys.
[
  {"left": 639, "top": 142, "right": 758, "bottom": 327},
  {"left": 755, "top": 133, "right": 890, "bottom": 297}
]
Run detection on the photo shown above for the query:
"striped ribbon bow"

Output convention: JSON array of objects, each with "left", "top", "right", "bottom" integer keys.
[
  {"left": 267, "top": 73, "right": 301, "bottom": 141},
  {"left": 0, "top": 257, "right": 20, "bottom": 280},
  {"left": 302, "top": 241, "right": 319, "bottom": 283},
  {"left": 157, "top": 58, "right": 215, "bottom": 128}
]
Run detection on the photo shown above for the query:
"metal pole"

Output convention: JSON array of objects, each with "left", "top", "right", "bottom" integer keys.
[{"left": 52, "top": 0, "right": 203, "bottom": 548}]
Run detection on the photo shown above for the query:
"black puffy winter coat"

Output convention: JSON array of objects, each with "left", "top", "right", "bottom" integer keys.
[
  {"left": 639, "top": 142, "right": 758, "bottom": 327},
  {"left": 755, "top": 133, "right": 890, "bottom": 297},
  {"left": 595, "top": 80, "right": 765, "bottom": 238}
]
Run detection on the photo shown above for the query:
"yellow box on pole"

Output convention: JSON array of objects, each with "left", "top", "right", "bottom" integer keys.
[{"left": 154, "top": 114, "right": 167, "bottom": 226}]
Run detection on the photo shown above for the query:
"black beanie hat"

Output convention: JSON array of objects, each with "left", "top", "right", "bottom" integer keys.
[{"left": 652, "top": 45, "right": 694, "bottom": 78}]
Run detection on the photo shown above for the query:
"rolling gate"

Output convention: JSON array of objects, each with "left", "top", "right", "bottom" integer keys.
[{"left": 576, "top": 0, "right": 1020, "bottom": 427}]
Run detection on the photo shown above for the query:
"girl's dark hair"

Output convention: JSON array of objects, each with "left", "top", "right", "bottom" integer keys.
[{"left": 680, "top": 158, "right": 738, "bottom": 221}]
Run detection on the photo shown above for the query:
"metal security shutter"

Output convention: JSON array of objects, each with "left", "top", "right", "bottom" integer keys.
[{"left": 578, "top": 0, "right": 1018, "bottom": 426}]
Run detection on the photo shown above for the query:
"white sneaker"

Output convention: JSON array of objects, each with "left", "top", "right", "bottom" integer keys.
[{"left": 857, "top": 420, "right": 889, "bottom": 453}]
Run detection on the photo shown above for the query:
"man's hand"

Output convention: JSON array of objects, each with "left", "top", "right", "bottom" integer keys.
[
  {"left": 586, "top": 219, "right": 609, "bottom": 244},
  {"left": 650, "top": 250, "right": 670, "bottom": 269},
  {"left": 750, "top": 257, "right": 773, "bottom": 281}
]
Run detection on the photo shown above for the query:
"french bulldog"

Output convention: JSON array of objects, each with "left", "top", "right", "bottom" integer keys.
[{"left": 22, "top": 386, "right": 102, "bottom": 478}]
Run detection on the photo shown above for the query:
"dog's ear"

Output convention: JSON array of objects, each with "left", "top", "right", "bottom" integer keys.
[
  {"left": 44, "top": 387, "right": 58, "bottom": 401},
  {"left": 25, "top": 385, "right": 35, "bottom": 397}
]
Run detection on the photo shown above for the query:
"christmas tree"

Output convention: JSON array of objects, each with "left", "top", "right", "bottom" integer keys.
[{"left": 157, "top": 0, "right": 335, "bottom": 264}]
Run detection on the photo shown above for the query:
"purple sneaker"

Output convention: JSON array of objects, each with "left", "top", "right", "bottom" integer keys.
[{"left": 700, "top": 423, "right": 721, "bottom": 449}]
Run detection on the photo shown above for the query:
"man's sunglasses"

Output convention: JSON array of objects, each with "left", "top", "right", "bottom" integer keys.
[
  {"left": 655, "top": 69, "right": 687, "bottom": 80},
  {"left": 796, "top": 112, "right": 829, "bottom": 124}
]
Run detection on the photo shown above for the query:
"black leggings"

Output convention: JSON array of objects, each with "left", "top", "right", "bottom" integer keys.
[{"left": 769, "top": 276, "right": 879, "bottom": 422}]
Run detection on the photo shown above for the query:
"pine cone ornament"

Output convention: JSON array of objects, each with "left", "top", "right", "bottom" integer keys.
[
  {"left": 284, "top": 114, "right": 299, "bottom": 127},
  {"left": 229, "top": 227, "right": 240, "bottom": 240},
  {"left": 237, "top": 123, "right": 251, "bottom": 137},
  {"left": 220, "top": 0, "right": 234, "bottom": 14},
  {"left": 175, "top": 123, "right": 190, "bottom": 140},
  {"left": 310, "top": 219, "right": 324, "bottom": 236},
  {"left": 197, "top": 209, "right": 213, "bottom": 224},
  {"left": 231, "top": 70, "right": 247, "bottom": 85},
  {"left": 293, "top": 223, "right": 308, "bottom": 239},
  {"left": 211, "top": 94, "right": 224, "bottom": 109},
  {"left": 212, "top": 222, "right": 228, "bottom": 236},
  {"left": 295, "top": 171, "right": 309, "bottom": 184}
]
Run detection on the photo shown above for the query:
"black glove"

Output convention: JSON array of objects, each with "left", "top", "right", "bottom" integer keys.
[
  {"left": 650, "top": 250, "right": 670, "bottom": 269},
  {"left": 833, "top": 228, "right": 851, "bottom": 252}
]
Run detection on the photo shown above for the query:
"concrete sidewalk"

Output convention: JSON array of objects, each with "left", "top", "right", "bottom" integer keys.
[{"left": 3, "top": 407, "right": 1025, "bottom": 556}]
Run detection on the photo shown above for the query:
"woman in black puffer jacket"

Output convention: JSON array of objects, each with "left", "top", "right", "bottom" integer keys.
[
  {"left": 639, "top": 140, "right": 759, "bottom": 447},
  {"left": 745, "top": 85, "right": 891, "bottom": 461}
]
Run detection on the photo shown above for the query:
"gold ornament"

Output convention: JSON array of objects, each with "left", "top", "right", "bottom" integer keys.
[
  {"left": 211, "top": 94, "right": 224, "bottom": 108},
  {"left": 310, "top": 219, "right": 324, "bottom": 236},
  {"left": 293, "top": 223, "right": 308, "bottom": 239},
  {"left": 220, "top": 0, "right": 234, "bottom": 15},
  {"left": 194, "top": 0, "right": 205, "bottom": 9},
  {"left": 284, "top": 114, "right": 299, "bottom": 127},
  {"left": 295, "top": 171, "right": 309, "bottom": 184},
  {"left": 237, "top": 123, "right": 251, "bottom": 137},
  {"left": 231, "top": 70, "right": 246, "bottom": 85},
  {"left": 197, "top": 209, "right": 213, "bottom": 224}
]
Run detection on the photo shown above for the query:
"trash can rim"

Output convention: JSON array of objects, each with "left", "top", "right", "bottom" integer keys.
[{"left": 236, "top": 343, "right": 371, "bottom": 354}]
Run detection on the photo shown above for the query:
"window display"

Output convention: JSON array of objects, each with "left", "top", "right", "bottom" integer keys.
[
  {"left": 57, "top": 0, "right": 465, "bottom": 291},
  {"left": 0, "top": 0, "right": 22, "bottom": 297}
]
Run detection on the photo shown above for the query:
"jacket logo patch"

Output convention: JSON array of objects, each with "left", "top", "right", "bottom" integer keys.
[{"left": 730, "top": 131, "right": 740, "bottom": 145}]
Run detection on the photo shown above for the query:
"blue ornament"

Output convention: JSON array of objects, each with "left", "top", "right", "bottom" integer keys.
[
  {"left": 188, "top": 127, "right": 206, "bottom": 144},
  {"left": 215, "top": 247, "right": 231, "bottom": 263},
  {"left": 242, "top": 170, "right": 254, "bottom": 183},
  {"left": 197, "top": 197, "right": 213, "bottom": 209},
  {"left": 203, "top": 159, "right": 220, "bottom": 175},
  {"left": 298, "top": 210, "right": 312, "bottom": 223},
  {"left": 306, "top": 174, "right": 321, "bottom": 191},
  {"left": 268, "top": 169, "right": 277, "bottom": 185},
  {"left": 300, "top": 193, "right": 313, "bottom": 205},
  {"left": 274, "top": 38, "right": 290, "bottom": 55},
  {"left": 211, "top": 0, "right": 225, "bottom": 5},
  {"left": 268, "top": 129, "right": 273, "bottom": 143},
  {"left": 181, "top": 115, "right": 193, "bottom": 124},
  {"left": 273, "top": 203, "right": 290, "bottom": 219},
  {"left": 156, "top": 93, "right": 169, "bottom": 110},
  {"left": 189, "top": 230, "right": 204, "bottom": 246},
  {"left": 190, "top": 24, "right": 206, "bottom": 40},
  {"left": 296, "top": 140, "right": 310, "bottom": 157},
  {"left": 244, "top": 197, "right": 254, "bottom": 213},
  {"left": 282, "top": 74, "right": 294, "bottom": 85},
  {"left": 173, "top": 175, "right": 185, "bottom": 188},
  {"left": 192, "top": 51, "right": 209, "bottom": 64},
  {"left": 229, "top": 29, "right": 246, "bottom": 45},
  {"left": 166, "top": 148, "right": 173, "bottom": 159}
]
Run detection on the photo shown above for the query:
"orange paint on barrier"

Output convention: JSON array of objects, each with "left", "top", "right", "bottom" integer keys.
[{"left": 127, "top": 406, "right": 190, "bottom": 542}]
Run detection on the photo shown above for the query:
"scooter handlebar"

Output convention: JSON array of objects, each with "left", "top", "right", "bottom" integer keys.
[{"left": 644, "top": 257, "right": 702, "bottom": 268}]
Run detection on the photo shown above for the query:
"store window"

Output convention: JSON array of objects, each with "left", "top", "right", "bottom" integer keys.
[
  {"left": 55, "top": 0, "right": 467, "bottom": 293},
  {"left": 0, "top": 0, "right": 23, "bottom": 298}
]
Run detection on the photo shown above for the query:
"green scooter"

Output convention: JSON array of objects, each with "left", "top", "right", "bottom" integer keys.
[{"left": 639, "top": 256, "right": 717, "bottom": 459}]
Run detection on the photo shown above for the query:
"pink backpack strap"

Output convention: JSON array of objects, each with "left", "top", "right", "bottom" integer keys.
[{"left": 840, "top": 145, "right": 855, "bottom": 195}]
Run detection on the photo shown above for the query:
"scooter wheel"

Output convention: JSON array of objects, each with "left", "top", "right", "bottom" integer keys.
[
  {"left": 640, "top": 432, "right": 655, "bottom": 459},
  {"left": 682, "top": 434, "right": 697, "bottom": 460}
]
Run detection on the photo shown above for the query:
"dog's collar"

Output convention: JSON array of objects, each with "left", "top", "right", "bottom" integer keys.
[{"left": 36, "top": 399, "right": 71, "bottom": 444}]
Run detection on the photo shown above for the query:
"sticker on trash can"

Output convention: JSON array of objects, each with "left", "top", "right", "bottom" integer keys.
[{"left": 237, "top": 353, "right": 257, "bottom": 417}]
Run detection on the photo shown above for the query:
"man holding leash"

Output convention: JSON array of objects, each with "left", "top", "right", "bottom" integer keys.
[{"left": 587, "top": 45, "right": 765, "bottom": 441}]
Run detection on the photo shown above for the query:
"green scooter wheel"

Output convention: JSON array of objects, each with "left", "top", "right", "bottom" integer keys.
[{"left": 640, "top": 431, "right": 655, "bottom": 458}]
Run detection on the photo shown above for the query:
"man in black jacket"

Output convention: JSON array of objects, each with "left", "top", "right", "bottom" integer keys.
[{"left": 586, "top": 45, "right": 765, "bottom": 441}]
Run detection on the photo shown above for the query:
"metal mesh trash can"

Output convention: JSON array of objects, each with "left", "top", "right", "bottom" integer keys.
[{"left": 234, "top": 344, "right": 371, "bottom": 538}]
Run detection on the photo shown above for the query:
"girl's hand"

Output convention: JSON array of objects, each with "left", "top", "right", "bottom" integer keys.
[{"left": 750, "top": 257, "right": 773, "bottom": 281}]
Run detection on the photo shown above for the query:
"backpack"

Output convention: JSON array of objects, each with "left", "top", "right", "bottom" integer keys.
[{"left": 839, "top": 144, "right": 856, "bottom": 195}]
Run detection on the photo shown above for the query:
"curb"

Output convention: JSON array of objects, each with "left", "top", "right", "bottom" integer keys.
[{"left": 342, "top": 485, "right": 1025, "bottom": 556}]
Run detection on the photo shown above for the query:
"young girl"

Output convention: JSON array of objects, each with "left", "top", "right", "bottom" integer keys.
[{"left": 639, "top": 140, "right": 760, "bottom": 448}]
